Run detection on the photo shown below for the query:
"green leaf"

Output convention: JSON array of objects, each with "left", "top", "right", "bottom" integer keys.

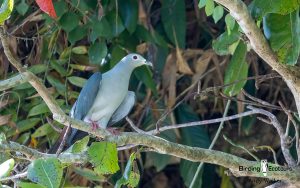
[
  {"left": 67, "top": 76, "right": 87, "bottom": 88},
  {"left": 16, "top": 0, "right": 29, "bottom": 16},
  {"left": 0, "top": 159, "right": 14, "bottom": 178},
  {"left": 73, "top": 167, "right": 105, "bottom": 182},
  {"left": 46, "top": 75, "right": 66, "bottom": 94},
  {"left": 212, "top": 26, "right": 240, "bottom": 55},
  {"left": 250, "top": 0, "right": 300, "bottom": 19},
  {"left": 90, "top": 17, "right": 112, "bottom": 42},
  {"left": 205, "top": 0, "right": 215, "bottom": 16},
  {"left": 16, "top": 118, "right": 40, "bottom": 133},
  {"left": 28, "top": 64, "right": 47, "bottom": 74},
  {"left": 27, "top": 158, "right": 63, "bottom": 188},
  {"left": 72, "top": 46, "right": 88, "bottom": 55},
  {"left": 53, "top": 1, "right": 67, "bottom": 17},
  {"left": 223, "top": 41, "right": 249, "bottom": 96},
  {"left": 18, "top": 182, "right": 46, "bottom": 188},
  {"left": 115, "top": 153, "right": 140, "bottom": 188},
  {"left": 59, "top": 12, "right": 79, "bottom": 32},
  {"left": 175, "top": 104, "right": 210, "bottom": 188},
  {"left": 68, "top": 26, "right": 87, "bottom": 44},
  {"left": 71, "top": 136, "right": 89, "bottom": 153},
  {"left": 118, "top": 0, "right": 138, "bottom": 33},
  {"left": 161, "top": 0, "right": 186, "bottom": 48},
  {"left": 134, "top": 66, "right": 157, "bottom": 96},
  {"left": 89, "top": 41, "right": 107, "bottom": 64},
  {"left": 16, "top": 132, "right": 31, "bottom": 144},
  {"left": 28, "top": 103, "right": 50, "bottom": 117},
  {"left": 225, "top": 14, "right": 235, "bottom": 34},
  {"left": 212, "top": 5, "right": 224, "bottom": 23},
  {"left": 0, "top": 0, "right": 14, "bottom": 24},
  {"left": 263, "top": 11, "right": 300, "bottom": 65},
  {"left": 88, "top": 142, "right": 119, "bottom": 175},
  {"left": 50, "top": 60, "right": 68, "bottom": 76},
  {"left": 32, "top": 123, "right": 53, "bottom": 138},
  {"left": 106, "top": 11, "right": 125, "bottom": 37},
  {"left": 198, "top": 0, "right": 206, "bottom": 9},
  {"left": 0, "top": 132, "right": 6, "bottom": 144}
]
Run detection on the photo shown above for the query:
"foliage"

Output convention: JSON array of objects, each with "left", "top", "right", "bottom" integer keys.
[{"left": 0, "top": 0, "right": 299, "bottom": 187}]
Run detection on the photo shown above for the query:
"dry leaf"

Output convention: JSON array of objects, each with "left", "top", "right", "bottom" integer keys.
[
  {"left": 176, "top": 47, "right": 193, "bottom": 75},
  {"left": 0, "top": 115, "right": 11, "bottom": 126},
  {"left": 162, "top": 53, "right": 177, "bottom": 108},
  {"left": 237, "top": 92, "right": 245, "bottom": 135},
  {"left": 192, "top": 50, "right": 213, "bottom": 82},
  {"left": 136, "top": 43, "right": 148, "bottom": 54},
  {"left": 138, "top": 0, "right": 147, "bottom": 27}
]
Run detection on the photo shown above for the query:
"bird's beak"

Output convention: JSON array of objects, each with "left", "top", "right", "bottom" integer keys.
[{"left": 145, "top": 60, "right": 153, "bottom": 67}]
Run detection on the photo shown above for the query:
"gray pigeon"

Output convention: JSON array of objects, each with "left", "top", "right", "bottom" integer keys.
[{"left": 49, "top": 53, "right": 152, "bottom": 153}]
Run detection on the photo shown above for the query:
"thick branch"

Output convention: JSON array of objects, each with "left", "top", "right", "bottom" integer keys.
[
  {"left": 1, "top": 26, "right": 300, "bottom": 183},
  {"left": 0, "top": 74, "right": 29, "bottom": 91},
  {"left": 213, "top": 0, "right": 300, "bottom": 114},
  {"left": 1, "top": 140, "right": 300, "bottom": 182}
]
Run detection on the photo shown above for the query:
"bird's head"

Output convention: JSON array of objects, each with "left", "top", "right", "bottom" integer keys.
[{"left": 122, "top": 53, "right": 153, "bottom": 68}]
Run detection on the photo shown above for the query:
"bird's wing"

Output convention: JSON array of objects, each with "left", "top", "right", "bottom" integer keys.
[
  {"left": 108, "top": 91, "right": 136, "bottom": 126},
  {"left": 73, "top": 72, "right": 102, "bottom": 120},
  {"left": 67, "top": 72, "right": 102, "bottom": 146}
]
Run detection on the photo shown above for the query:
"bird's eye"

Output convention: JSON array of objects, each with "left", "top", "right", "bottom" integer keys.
[{"left": 133, "top": 55, "right": 138, "bottom": 60}]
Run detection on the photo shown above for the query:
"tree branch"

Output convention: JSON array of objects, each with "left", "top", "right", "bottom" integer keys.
[
  {"left": 1, "top": 25, "right": 300, "bottom": 183},
  {"left": 0, "top": 74, "right": 29, "bottom": 91},
  {"left": 213, "top": 0, "right": 300, "bottom": 114}
]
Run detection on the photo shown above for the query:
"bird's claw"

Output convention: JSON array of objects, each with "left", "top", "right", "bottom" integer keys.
[
  {"left": 107, "top": 128, "right": 120, "bottom": 135},
  {"left": 89, "top": 120, "right": 99, "bottom": 131}
]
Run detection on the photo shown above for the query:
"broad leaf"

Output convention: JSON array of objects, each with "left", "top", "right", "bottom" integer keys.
[
  {"left": 27, "top": 158, "right": 63, "bottom": 188},
  {"left": 71, "top": 136, "right": 89, "bottom": 153},
  {"left": 106, "top": 11, "right": 125, "bottom": 37},
  {"left": 263, "top": 11, "right": 300, "bottom": 65},
  {"left": 16, "top": 0, "right": 29, "bottom": 16},
  {"left": 213, "top": 6, "right": 224, "bottom": 23},
  {"left": 0, "top": 0, "right": 14, "bottom": 24},
  {"left": 212, "top": 26, "right": 240, "bottom": 55},
  {"left": 176, "top": 104, "right": 211, "bottom": 188},
  {"left": 89, "top": 41, "right": 107, "bottom": 64},
  {"left": 88, "top": 142, "right": 119, "bottom": 175},
  {"left": 115, "top": 152, "right": 140, "bottom": 188},
  {"left": 32, "top": 123, "right": 53, "bottom": 138},
  {"left": 68, "top": 26, "right": 87, "bottom": 44},
  {"left": 161, "top": 0, "right": 186, "bottom": 48},
  {"left": 36, "top": 0, "right": 57, "bottom": 18},
  {"left": 205, "top": 0, "right": 215, "bottom": 16},
  {"left": 118, "top": 0, "right": 138, "bottom": 33},
  {"left": 16, "top": 118, "right": 40, "bottom": 133},
  {"left": 59, "top": 12, "right": 79, "bottom": 32},
  {"left": 250, "top": 0, "right": 300, "bottom": 19},
  {"left": 18, "top": 182, "right": 45, "bottom": 188},
  {"left": 0, "top": 159, "right": 14, "bottom": 178},
  {"left": 67, "top": 76, "right": 87, "bottom": 88},
  {"left": 28, "top": 103, "right": 50, "bottom": 117},
  {"left": 223, "top": 41, "right": 249, "bottom": 96},
  {"left": 73, "top": 167, "right": 105, "bottom": 182}
]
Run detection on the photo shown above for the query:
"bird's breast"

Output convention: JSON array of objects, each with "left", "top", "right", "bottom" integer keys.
[{"left": 85, "top": 73, "right": 129, "bottom": 123}]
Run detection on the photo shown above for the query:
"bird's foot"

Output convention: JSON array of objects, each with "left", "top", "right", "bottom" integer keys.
[
  {"left": 107, "top": 127, "right": 120, "bottom": 135},
  {"left": 89, "top": 120, "right": 99, "bottom": 131}
]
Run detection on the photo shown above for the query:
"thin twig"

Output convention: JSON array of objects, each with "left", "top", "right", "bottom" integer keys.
[
  {"left": 0, "top": 172, "right": 27, "bottom": 181},
  {"left": 223, "top": 135, "right": 259, "bottom": 161},
  {"left": 46, "top": 116, "right": 62, "bottom": 133},
  {"left": 278, "top": 101, "right": 300, "bottom": 164},
  {"left": 253, "top": 146, "right": 278, "bottom": 165},
  {"left": 56, "top": 123, "right": 71, "bottom": 155},
  {"left": 247, "top": 106, "right": 296, "bottom": 166},
  {"left": 190, "top": 100, "right": 231, "bottom": 188},
  {"left": 126, "top": 117, "right": 149, "bottom": 134}
]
